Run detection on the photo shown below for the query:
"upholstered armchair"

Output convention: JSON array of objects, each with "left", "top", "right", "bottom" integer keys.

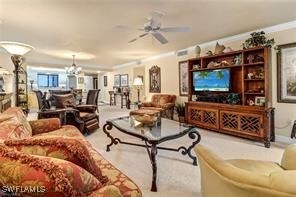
[
  {"left": 195, "top": 144, "right": 296, "bottom": 197},
  {"left": 139, "top": 94, "right": 176, "bottom": 119},
  {"left": 76, "top": 89, "right": 100, "bottom": 113},
  {"left": 46, "top": 92, "right": 100, "bottom": 134}
]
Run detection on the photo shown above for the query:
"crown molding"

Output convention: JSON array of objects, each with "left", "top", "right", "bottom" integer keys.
[{"left": 113, "top": 20, "right": 296, "bottom": 69}]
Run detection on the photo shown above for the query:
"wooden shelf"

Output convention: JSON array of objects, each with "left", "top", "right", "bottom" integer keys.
[
  {"left": 244, "top": 92, "right": 265, "bottom": 95},
  {"left": 243, "top": 46, "right": 266, "bottom": 52},
  {"left": 243, "top": 62, "right": 264, "bottom": 67},
  {"left": 189, "top": 64, "right": 242, "bottom": 72},
  {"left": 202, "top": 50, "right": 242, "bottom": 59},
  {"left": 244, "top": 79, "right": 264, "bottom": 81}
]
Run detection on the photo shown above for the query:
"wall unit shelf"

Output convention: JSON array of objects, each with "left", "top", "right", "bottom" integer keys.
[{"left": 186, "top": 46, "right": 274, "bottom": 147}]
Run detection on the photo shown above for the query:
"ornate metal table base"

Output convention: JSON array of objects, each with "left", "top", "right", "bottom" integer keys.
[{"left": 103, "top": 123, "right": 201, "bottom": 192}]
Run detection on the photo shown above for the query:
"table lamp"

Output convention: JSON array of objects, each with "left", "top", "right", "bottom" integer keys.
[{"left": 133, "top": 76, "right": 143, "bottom": 103}]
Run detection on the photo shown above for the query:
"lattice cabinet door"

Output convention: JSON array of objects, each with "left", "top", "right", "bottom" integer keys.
[
  {"left": 220, "top": 110, "right": 263, "bottom": 137},
  {"left": 188, "top": 107, "right": 219, "bottom": 129}
]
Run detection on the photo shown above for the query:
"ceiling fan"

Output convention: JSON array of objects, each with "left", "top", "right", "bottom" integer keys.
[{"left": 117, "top": 11, "right": 189, "bottom": 44}]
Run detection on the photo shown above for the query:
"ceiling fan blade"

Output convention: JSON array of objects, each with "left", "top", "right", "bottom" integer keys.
[
  {"left": 151, "top": 32, "right": 168, "bottom": 44},
  {"left": 139, "top": 33, "right": 148, "bottom": 38},
  {"left": 128, "top": 33, "right": 149, "bottom": 43},
  {"left": 160, "top": 27, "right": 190, "bottom": 32},
  {"left": 128, "top": 38, "right": 138, "bottom": 43},
  {"left": 116, "top": 25, "right": 144, "bottom": 31}
]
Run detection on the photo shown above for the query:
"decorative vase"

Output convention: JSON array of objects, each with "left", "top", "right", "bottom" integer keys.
[{"left": 195, "top": 45, "right": 201, "bottom": 58}]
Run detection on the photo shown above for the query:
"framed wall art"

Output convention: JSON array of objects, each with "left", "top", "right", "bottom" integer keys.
[
  {"left": 103, "top": 76, "right": 107, "bottom": 87},
  {"left": 277, "top": 42, "right": 296, "bottom": 103},
  {"left": 78, "top": 77, "right": 84, "bottom": 84},
  {"left": 179, "top": 61, "right": 189, "bottom": 96},
  {"left": 120, "top": 74, "right": 129, "bottom": 86},
  {"left": 114, "top": 74, "right": 120, "bottom": 87},
  {"left": 149, "top": 65, "right": 161, "bottom": 93}
]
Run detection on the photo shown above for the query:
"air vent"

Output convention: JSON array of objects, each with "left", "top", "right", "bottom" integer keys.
[{"left": 176, "top": 50, "right": 188, "bottom": 56}]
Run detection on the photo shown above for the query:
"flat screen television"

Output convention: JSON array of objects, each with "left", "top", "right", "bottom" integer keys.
[{"left": 193, "top": 68, "right": 230, "bottom": 92}]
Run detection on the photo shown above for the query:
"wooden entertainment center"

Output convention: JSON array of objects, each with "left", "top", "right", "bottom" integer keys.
[{"left": 185, "top": 47, "right": 275, "bottom": 147}]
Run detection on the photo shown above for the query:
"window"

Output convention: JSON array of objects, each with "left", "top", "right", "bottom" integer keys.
[{"left": 37, "top": 74, "right": 59, "bottom": 87}]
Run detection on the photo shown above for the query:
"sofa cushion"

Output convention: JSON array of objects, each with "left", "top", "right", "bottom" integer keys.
[
  {"left": 228, "top": 159, "right": 284, "bottom": 176},
  {"left": 53, "top": 94, "right": 76, "bottom": 108},
  {"left": 34, "top": 125, "right": 84, "bottom": 138},
  {"left": 29, "top": 118, "right": 61, "bottom": 135},
  {"left": 0, "top": 107, "right": 33, "bottom": 142},
  {"left": 0, "top": 144, "right": 102, "bottom": 196},
  {"left": 4, "top": 137, "right": 108, "bottom": 185},
  {"left": 2, "top": 107, "right": 32, "bottom": 136},
  {"left": 0, "top": 116, "right": 32, "bottom": 143}
]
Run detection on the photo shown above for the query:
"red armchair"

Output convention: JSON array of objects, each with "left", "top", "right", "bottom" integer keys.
[{"left": 139, "top": 94, "right": 176, "bottom": 119}]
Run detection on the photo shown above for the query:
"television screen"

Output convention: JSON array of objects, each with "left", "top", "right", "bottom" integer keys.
[{"left": 193, "top": 69, "right": 230, "bottom": 92}]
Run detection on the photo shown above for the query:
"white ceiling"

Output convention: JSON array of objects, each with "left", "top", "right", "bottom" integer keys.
[{"left": 1, "top": 0, "right": 296, "bottom": 71}]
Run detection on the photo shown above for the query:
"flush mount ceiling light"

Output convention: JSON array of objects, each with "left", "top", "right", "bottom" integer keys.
[
  {"left": 0, "top": 41, "right": 34, "bottom": 56},
  {"left": 65, "top": 55, "right": 82, "bottom": 75}
]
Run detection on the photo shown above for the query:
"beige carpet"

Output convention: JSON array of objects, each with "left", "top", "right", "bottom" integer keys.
[{"left": 83, "top": 105, "right": 285, "bottom": 197}]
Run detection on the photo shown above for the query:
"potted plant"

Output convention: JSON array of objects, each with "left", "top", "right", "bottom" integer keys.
[
  {"left": 175, "top": 103, "right": 186, "bottom": 123},
  {"left": 242, "top": 31, "right": 275, "bottom": 49}
]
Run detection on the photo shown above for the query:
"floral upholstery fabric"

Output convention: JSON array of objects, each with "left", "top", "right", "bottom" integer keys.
[
  {"left": 34, "top": 125, "right": 84, "bottom": 138},
  {"left": 143, "top": 94, "right": 176, "bottom": 108},
  {"left": 29, "top": 118, "right": 61, "bottom": 135},
  {"left": 89, "top": 185, "right": 122, "bottom": 197},
  {"left": 2, "top": 107, "right": 32, "bottom": 136},
  {"left": 4, "top": 137, "right": 108, "bottom": 184},
  {"left": 0, "top": 144, "right": 102, "bottom": 196},
  {"left": 0, "top": 115, "right": 32, "bottom": 143}
]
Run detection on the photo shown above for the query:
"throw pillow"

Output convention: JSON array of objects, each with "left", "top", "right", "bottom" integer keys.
[
  {"left": 0, "top": 144, "right": 102, "bottom": 196},
  {"left": 53, "top": 94, "right": 76, "bottom": 108},
  {"left": 4, "top": 137, "right": 108, "bottom": 184}
]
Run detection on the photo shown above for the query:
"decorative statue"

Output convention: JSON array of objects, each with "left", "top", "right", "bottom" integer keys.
[{"left": 214, "top": 42, "right": 225, "bottom": 54}]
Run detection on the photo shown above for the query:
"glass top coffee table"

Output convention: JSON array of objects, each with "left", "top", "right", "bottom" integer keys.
[{"left": 103, "top": 116, "right": 201, "bottom": 192}]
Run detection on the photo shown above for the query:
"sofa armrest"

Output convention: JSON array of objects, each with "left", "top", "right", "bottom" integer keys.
[
  {"left": 139, "top": 102, "right": 154, "bottom": 108},
  {"left": 76, "top": 104, "right": 97, "bottom": 113},
  {"left": 281, "top": 144, "right": 296, "bottom": 170},
  {"left": 29, "top": 118, "right": 61, "bottom": 135}
]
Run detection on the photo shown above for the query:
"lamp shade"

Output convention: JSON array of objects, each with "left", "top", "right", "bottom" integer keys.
[
  {"left": 133, "top": 77, "right": 143, "bottom": 86},
  {"left": 0, "top": 41, "right": 34, "bottom": 56}
]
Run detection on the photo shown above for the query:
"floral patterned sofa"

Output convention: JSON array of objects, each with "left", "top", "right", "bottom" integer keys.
[{"left": 0, "top": 107, "right": 141, "bottom": 197}]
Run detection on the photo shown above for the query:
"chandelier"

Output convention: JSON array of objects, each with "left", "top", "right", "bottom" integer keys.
[{"left": 65, "top": 55, "right": 82, "bottom": 75}]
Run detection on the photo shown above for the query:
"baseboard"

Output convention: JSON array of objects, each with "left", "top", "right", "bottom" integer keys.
[{"left": 275, "top": 135, "right": 295, "bottom": 145}]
